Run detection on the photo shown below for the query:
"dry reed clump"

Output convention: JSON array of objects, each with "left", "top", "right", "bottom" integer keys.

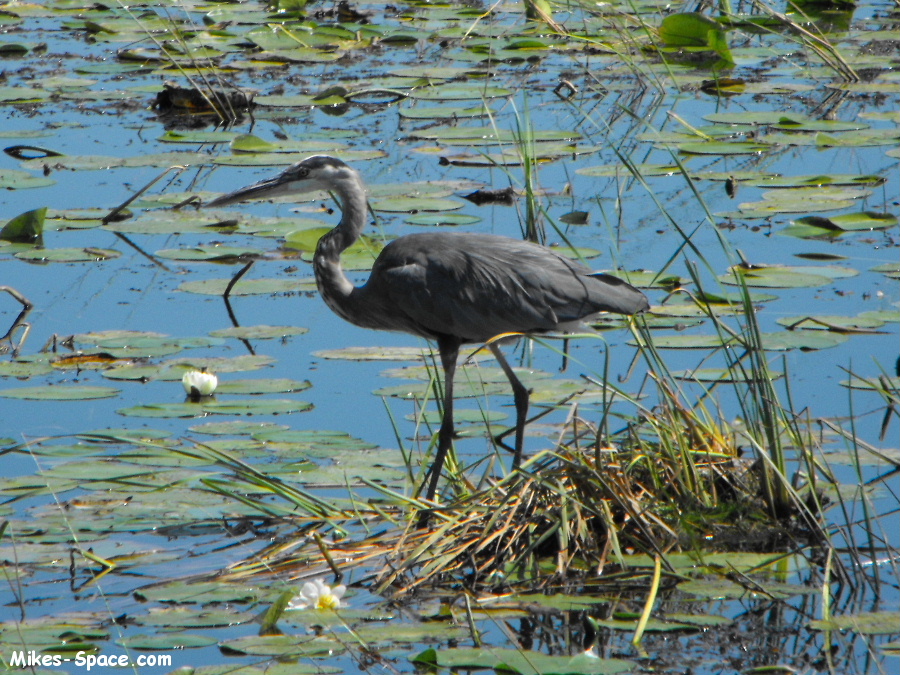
[{"left": 372, "top": 437, "right": 769, "bottom": 593}]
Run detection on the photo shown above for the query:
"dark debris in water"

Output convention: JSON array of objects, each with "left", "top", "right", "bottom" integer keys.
[{"left": 153, "top": 82, "right": 254, "bottom": 126}]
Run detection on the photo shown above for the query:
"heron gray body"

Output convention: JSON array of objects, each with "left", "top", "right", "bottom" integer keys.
[
  {"left": 207, "top": 155, "right": 649, "bottom": 503},
  {"left": 336, "top": 231, "right": 647, "bottom": 342}
]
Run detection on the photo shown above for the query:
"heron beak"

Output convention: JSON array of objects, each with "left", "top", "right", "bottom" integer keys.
[{"left": 205, "top": 175, "right": 292, "bottom": 208}]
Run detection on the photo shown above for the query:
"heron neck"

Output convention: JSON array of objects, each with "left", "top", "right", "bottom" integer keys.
[{"left": 313, "top": 181, "right": 368, "bottom": 323}]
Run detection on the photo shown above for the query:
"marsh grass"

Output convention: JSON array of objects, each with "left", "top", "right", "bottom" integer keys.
[
  {"left": 103, "top": 0, "right": 889, "bottom": 602},
  {"left": 184, "top": 118, "right": 855, "bottom": 601}
]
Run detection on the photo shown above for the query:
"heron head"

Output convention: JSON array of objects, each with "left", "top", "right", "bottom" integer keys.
[{"left": 205, "top": 155, "right": 361, "bottom": 207}]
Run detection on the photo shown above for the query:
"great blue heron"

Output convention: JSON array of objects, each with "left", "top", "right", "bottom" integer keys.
[{"left": 206, "top": 155, "right": 649, "bottom": 502}]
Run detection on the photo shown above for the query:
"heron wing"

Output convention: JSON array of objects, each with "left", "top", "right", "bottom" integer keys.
[{"left": 361, "top": 233, "right": 646, "bottom": 342}]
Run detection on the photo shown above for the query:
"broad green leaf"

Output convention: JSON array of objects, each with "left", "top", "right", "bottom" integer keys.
[
  {"left": 412, "top": 647, "right": 635, "bottom": 674},
  {"left": 188, "top": 420, "right": 289, "bottom": 435},
  {"left": 117, "top": 633, "right": 217, "bottom": 649},
  {"left": 370, "top": 196, "right": 464, "bottom": 213},
  {"left": 209, "top": 325, "right": 308, "bottom": 340},
  {"left": 0, "top": 169, "right": 55, "bottom": 190},
  {"left": 0, "top": 207, "right": 46, "bottom": 242},
  {"left": 659, "top": 12, "right": 733, "bottom": 61},
  {"left": 117, "top": 399, "right": 311, "bottom": 418},
  {"left": 15, "top": 247, "right": 120, "bottom": 262},
  {"left": 720, "top": 265, "right": 841, "bottom": 288},
  {"left": 810, "top": 612, "right": 900, "bottom": 634},
  {"left": 219, "top": 634, "right": 344, "bottom": 658},
  {"left": 771, "top": 118, "right": 868, "bottom": 132},
  {"left": 406, "top": 213, "right": 481, "bottom": 226},
  {"left": 155, "top": 245, "right": 264, "bottom": 261},
  {"left": 791, "top": 212, "right": 897, "bottom": 232},
  {"left": 177, "top": 277, "right": 317, "bottom": 296},
  {"left": 0, "top": 385, "right": 119, "bottom": 400},
  {"left": 215, "top": 378, "right": 311, "bottom": 395},
  {"left": 775, "top": 314, "right": 885, "bottom": 332},
  {"left": 678, "top": 141, "right": 769, "bottom": 155}
]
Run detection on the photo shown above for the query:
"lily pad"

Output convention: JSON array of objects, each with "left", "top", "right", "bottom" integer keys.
[
  {"left": 776, "top": 314, "right": 885, "bottom": 332},
  {"left": 677, "top": 141, "right": 769, "bottom": 155},
  {"left": 188, "top": 421, "right": 290, "bottom": 435},
  {"left": 215, "top": 378, "right": 311, "bottom": 395},
  {"left": 0, "top": 385, "right": 119, "bottom": 400},
  {"left": 0, "top": 169, "right": 55, "bottom": 190},
  {"left": 15, "top": 247, "right": 120, "bottom": 262},
  {"left": 117, "top": 633, "right": 217, "bottom": 649},
  {"left": 155, "top": 246, "right": 265, "bottom": 261},
  {"left": 313, "top": 346, "right": 435, "bottom": 361},
  {"left": 209, "top": 325, "right": 309, "bottom": 340},
  {"left": 219, "top": 634, "right": 344, "bottom": 658},
  {"left": 810, "top": 612, "right": 900, "bottom": 634},
  {"left": 370, "top": 196, "right": 464, "bottom": 213},
  {"left": 177, "top": 277, "right": 317, "bottom": 296},
  {"left": 790, "top": 212, "right": 897, "bottom": 232},
  {"left": 412, "top": 647, "right": 634, "bottom": 675},
  {"left": 1, "top": 207, "right": 46, "bottom": 242},
  {"left": 720, "top": 265, "right": 843, "bottom": 288},
  {"left": 117, "top": 399, "right": 311, "bottom": 418}
]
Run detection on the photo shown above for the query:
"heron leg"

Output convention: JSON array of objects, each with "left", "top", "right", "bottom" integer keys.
[
  {"left": 424, "top": 335, "right": 460, "bottom": 502},
  {"left": 488, "top": 343, "right": 529, "bottom": 468}
]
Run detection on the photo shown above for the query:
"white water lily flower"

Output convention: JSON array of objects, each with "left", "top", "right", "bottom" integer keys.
[
  {"left": 287, "top": 578, "right": 346, "bottom": 611},
  {"left": 182, "top": 370, "right": 218, "bottom": 398}
]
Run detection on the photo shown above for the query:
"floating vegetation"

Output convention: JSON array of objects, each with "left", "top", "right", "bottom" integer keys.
[{"left": 0, "top": 0, "right": 897, "bottom": 672}]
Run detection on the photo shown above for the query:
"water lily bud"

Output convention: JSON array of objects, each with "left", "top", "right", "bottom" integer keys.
[{"left": 182, "top": 370, "right": 217, "bottom": 398}]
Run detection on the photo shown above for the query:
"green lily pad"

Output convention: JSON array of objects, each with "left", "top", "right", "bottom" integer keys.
[
  {"left": 177, "top": 277, "right": 317, "bottom": 296},
  {"left": 215, "top": 378, "right": 311, "bottom": 395},
  {"left": 0, "top": 385, "right": 119, "bottom": 400},
  {"left": 313, "top": 346, "right": 443, "bottom": 361},
  {"left": 284, "top": 228, "right": 383, "bottom": 254},
  {"left": 117, "top": 633, "right": 217, "bottom": 649},
  {"left": 157, "top": 130, "right": 241, "bottom": 144},
  {"left": 0, "top": 360, "right": 54, "bottom": 378},
  {"left": 410, "top": 85, "right": 512, "bottom": 100},
  {"left": 188, "top": 421, "right": 290, "bottom": 435},
  {"left": 642, "top": 332, "right": 848, "bottom": 351},
  {"left": 399, "top": 104, "right": 494, "bottom": 119},
  {"left": 1, "top": 207, "right": 46, "bottom": 242},
  {"left": 133, "top": 581, "right": 262, "bottom": 604},
  {"left": 704, "top": 111, "right": 806, "bottom": 125},
  {"left": 840, "top": 376, "right": 900, "bottom": 391},
  {"left": 412, "top": 647, "right": 634, "bottom": 675},
  {"left": 406, "top": 213, "right": 482, "bottom": 226},
  {"left": 117, "top": 399, "right": 311, "bottom": 418},
  {"left": 15, "top": 247, "right": 120, "bottom": 262},
  {"left": 209, "top": 325, "right": 309, "bottom": 340},
  {"left": 790, "top": 212, "right": 898, "bottom": 232},
  {"left": 810, "top": 612, "right": 900, "bottom": 634},
  {"left": 720, "top": 265, "right": 842, "bottom": 288},
  {"left": 370, "top": 196, "right": 463, "bottom": 213},
  {"left": 0, "top": 85, "right": 48, "bottom": 102},
  {"left": 677, "top": 141, "right": 769, "bottom": 155},
  {"left": 155, "top": 245, "right": 265, "bottom": 261},
  {"left": 771, "top": 117, "right": 868, "bottom": 132},
  {"left": 0, "top": 169, "right": 55, "bottom": 190},
  {"left": 672, "top": 368, "right": 784, "bottom": 383},
  {"left": 748, "top": 174, "right": 886, "bottom": 189},
  {"left": 219, "top": 634, "right": 344, "bottom": 658},
  {"left": 775, "top": 314, "right": 885, "bottom": 332},
  {"left": 577, "top": 163, "right": 680, "bottom": 178},
  {"left": 135, "top": 606, "right": 255, "bottom": 628}
]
